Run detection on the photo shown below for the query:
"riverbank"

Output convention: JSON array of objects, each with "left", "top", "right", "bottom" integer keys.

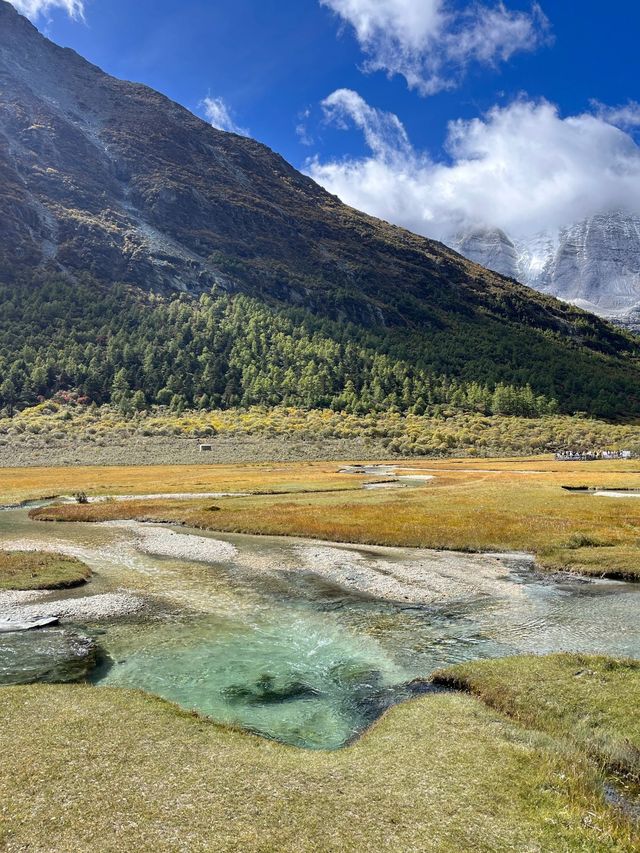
[
  {"left": 92, "top": 520, "right": 541, "bottom": 607},
  {"left": 2, "top": 478, "right": 639, "bottom": 848},
  {"left": 0, "top": 586, "right": 144, "bottom": 625},
  {"left": 434, "top": 654, "right": 640, "bottom": 783},
  {"left": 1, "top": 653, "right": 637, "bottom": 852}
]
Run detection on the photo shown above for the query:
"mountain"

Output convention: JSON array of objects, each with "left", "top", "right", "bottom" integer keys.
[
  {"left": 452, "top": 211, "right": 640, "bottom": 325},
  {"left": 452, "top": 228, "right": 520, "bottom": 282},
  {"left": 0, "top": 0, "right": 639, "bottom": 419}
]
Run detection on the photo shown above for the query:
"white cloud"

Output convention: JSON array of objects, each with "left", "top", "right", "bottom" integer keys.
[
  {"left": 296, "top": 109, "right": 314, "bottom": 146},
  {"left": 308, "top": 92, "right": 640, "bottom": 240},
  {"left": 321, "top": 89, "right": 412, "bottom": 158},
  {"left": 8, "top": 0, "right": 85, "bottom": 20},
  {"left": 201, "top": 96, "right": 248, "bottom": 136},
  {"left": 591, "top": 100, "right": 640, "bottom": 130},
  {"left": 319, "top": 0, "right": 549, "bottom": 95}
]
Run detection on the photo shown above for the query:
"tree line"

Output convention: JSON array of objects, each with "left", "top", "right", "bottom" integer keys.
[{"left": 0, "top": 273, "right": 630, "bottom": 419}]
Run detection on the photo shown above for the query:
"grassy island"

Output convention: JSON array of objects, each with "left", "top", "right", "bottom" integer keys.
[
  {"left": 16, "top": 455, "right": 640, "bottom": 580},
  {"left": 0, "top": 550, "right": 91, "bottom": 591}
]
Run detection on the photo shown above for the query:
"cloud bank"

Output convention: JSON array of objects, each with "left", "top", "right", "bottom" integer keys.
[
  {"left": 201, "top": 96, "right": 248, "bottom": 136},
  {"left": 8, "top": 0, "right": 84, "bottom": 20},
  {"left": 319, "top": 0, "right": 549, "bottom": 94},
  {"left": 308, "top": 91, "right": 640, "bottom": 240}
]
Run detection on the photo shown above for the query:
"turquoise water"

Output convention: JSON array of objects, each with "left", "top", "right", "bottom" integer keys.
[
  {"left": 1, "top": 508, "right": 640, "bottom": 749},
  {"left": 94, "top": 610, "right": 417, "bottom": 749},
  {"left": 91, "top": 558, "right": 640, "bottom": 748}
]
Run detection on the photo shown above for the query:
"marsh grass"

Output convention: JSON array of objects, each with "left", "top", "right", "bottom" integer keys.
[
  {"left": 27, "top": 457, "right": 640, "bottom": 578},
  {"left": 434, "top": 654, "right": 640, "bottom": 783},
  {"left": 0, "top": 681, "right": 637, "bottom": 852},
  {"left": 0, "top": 461, "right": 365, "bottom": 505},
  {"left": 0, "top": 550, "right": 91, "bottom": 590},
  {"left": 538, "top": 544, "right": 640, "bottom": 580}
]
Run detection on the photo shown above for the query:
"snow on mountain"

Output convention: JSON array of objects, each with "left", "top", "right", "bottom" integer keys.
[{"left": 451, "top": 211, "right": 640, "bottom": 324}]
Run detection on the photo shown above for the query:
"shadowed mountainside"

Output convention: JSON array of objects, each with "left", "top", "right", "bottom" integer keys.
[{"left": 0, "top": 0, "right": 639, "bottom": 418}]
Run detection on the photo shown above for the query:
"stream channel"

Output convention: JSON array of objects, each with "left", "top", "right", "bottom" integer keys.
[{"left": 1, "top": 504, "right": 639, "bottom": 749}]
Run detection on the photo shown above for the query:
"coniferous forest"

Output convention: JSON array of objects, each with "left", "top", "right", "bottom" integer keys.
[{"left": 1, "top": 273, "right": 639, "bottom": 421}]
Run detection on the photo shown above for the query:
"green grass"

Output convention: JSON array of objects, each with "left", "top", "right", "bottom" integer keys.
[
  {"left": 0, "top": 678, "right": 637, "bottom": 852},
  {"left": 537, "top": 545, "right": 640, "bottom": 580},
  {"left": 434, "top": 654, "right": 640, "bottom": 781},
  {"left": 0, "top": 550, "right": 91, "bottom": 590}
]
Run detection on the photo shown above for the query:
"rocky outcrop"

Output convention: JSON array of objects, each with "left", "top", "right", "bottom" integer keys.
[
  {"left": 452, "top": 211, "right": 640, "bottom": 321},
  {"left": 0, "top": 626, "right": 96, "bottom": 684}
]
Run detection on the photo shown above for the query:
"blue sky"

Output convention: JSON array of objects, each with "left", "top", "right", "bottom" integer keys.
[{"left": 12, "top": 1, "right": 640, "bottom": 241}]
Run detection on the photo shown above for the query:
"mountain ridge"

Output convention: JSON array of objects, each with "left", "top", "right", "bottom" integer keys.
[
  {"left": 0, "top": 0, "right": 625, "bottom": 333},
  {"left": 451, "top": 211, "right": 640, "bottom": 325},
  {"left": 1, "top": 0, "right": 639, "bottom": 419}
]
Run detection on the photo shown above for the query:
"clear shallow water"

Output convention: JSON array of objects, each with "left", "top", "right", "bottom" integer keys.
[
  {"left": 93, "top": 611, "right": 414, "bottom": 749},
  {"left": 1, "top": 508, "right": 639, "bottom": 749},
  {"left": 0, "top": 627, "right": 95, "bottom": 684}
]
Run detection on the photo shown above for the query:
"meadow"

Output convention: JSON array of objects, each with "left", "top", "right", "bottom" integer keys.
[
  {"left": 1, "top": 655, "right": 638, "bottom": 851},
  {"left": 0, "top": 551, "right": 91, "bottom": 590},
  {"left": 3, "top": 455, "right": 640, "bottom": 850},
  {"left": 17, "top": 455, "right": 640, "bottom": 580}
]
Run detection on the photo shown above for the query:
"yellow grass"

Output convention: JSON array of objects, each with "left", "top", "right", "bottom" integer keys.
[
  {"left": 435, "top": 654, "right": 640, "bottom": 781},
  {"left": 0, "top": 682, "right": 637, "bottom": 852},
  {"left": 0, "top": 461, "right": 365, "bottom": 505},
  {"left": 0, "top": 551, "right": 91, "bottom": 590},
  {"left": 26, "top": 456, "right": 640, "bottom": 579}
]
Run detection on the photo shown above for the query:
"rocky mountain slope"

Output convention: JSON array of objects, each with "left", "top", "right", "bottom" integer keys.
[
  {"left": 452, "top": 211, "right": 640, "bottom": 325},
  {"left": 0, "top": 0, "right": 639, "bottom": 418}
]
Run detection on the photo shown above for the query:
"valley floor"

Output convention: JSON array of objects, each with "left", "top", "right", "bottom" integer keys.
[
  {"left": 9, "top": 455, "right": 640, "bottom": 580},
  {"left": 1, "top": 655, "right": 639, "bottom": 852},
  {"left": 2, "top": 456, "right": 640, "bottom": 850}
]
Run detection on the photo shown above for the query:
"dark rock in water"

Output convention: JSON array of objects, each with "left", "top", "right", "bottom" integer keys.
[
  {"left": 223, "top": 673, "right": 321, "bottom": 705},
  {"left": 404, "top": 677, "right": 443, "bottom": 696},
  {"left": 0, "top": 628, "right": 97, "bottom": 685},
  {"left": 329, "top": 662, "right": 385, "bottom": 688},
  {"left": 0, "top": 617, "right": 60, "bottom": 633}
]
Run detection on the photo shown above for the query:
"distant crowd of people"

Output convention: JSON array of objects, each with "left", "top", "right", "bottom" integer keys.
[{"left": 555, "top": 450, "right": 633, "bottom": 461}]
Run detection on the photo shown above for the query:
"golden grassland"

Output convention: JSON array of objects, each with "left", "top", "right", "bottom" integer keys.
[
  {"left": 435, "top": 655, "right": 640, "bottom": 782},
  {"left": 0, "top": 461, "right": 364, "bottom": 505},
  {"left": 0, "top": 550, "right": 91, "bottom": 590},
  {"left": 0, "top": 654, "right": 638, "bottom": 852},
  {"left": 3, "top": 456, "right": 640, "bottom": 849},
  {"left": 0, "top": 656, "right": 640, "bottom": 853},
  {"left": 22, "top": 456, "right": 640, "bottom": 580}
]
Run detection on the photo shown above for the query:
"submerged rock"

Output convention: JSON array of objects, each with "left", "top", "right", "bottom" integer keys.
[
  {"left": 223, "top": 673, "right": 321, "bottom": 705},
  {"left": 0, "top": 616, "right": 59, "bottom": 633},
  {"left": 0, "top": 628, "right": 97, "bottom": 685}
]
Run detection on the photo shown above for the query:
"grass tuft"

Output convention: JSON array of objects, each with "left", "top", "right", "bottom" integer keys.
[{"left": 434, "top": 654, "right": 640, "bottom": 782}]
